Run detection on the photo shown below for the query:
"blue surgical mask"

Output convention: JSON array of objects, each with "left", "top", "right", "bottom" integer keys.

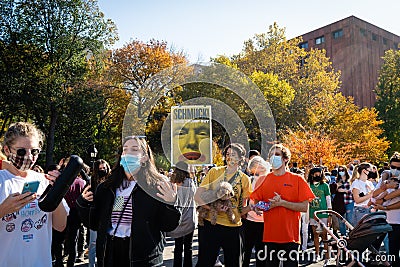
[
  {"left": 120, "top": 154, "right": 141, "bottom": 174},
  {"left": 339, "top": 171, "right": 345, "bottom": 177},
  {"left": 269, "top": 155, "right": 283, "bottom": 170}
]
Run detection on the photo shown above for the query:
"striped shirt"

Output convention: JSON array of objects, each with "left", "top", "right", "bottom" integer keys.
[{"left": 108, "top": 181, "right": 136, "bottom": 238}]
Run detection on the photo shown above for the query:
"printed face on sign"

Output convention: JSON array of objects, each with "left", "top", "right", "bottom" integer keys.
[{"left": 173, "top": 120, "right": 211, "bottom": 165}]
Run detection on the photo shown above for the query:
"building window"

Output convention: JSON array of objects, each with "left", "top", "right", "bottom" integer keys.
[
  {"left": 299, "top": 42, "right": 308, "bottom": 49},
  {"left": 360, "top": 28, "right": 367, "bottom": 37},
  {"left": 315, "top": 36, "right": 325, "bottom": 45},
  {"left": 383, "top": 38, "right": 388, "bottom": 45},
  {"left": 372, "top": 33, "right": 378, "bottom": 41},
  {"left": 395, "top": 42, "right": 399, "bottom": 50},
  {"left": 333, "top": 29, "right": 343, "bottom": 39}
]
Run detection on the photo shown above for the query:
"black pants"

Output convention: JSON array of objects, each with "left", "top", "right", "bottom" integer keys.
[
  {"left": 196, "top": 220, "right": 243, "bottom": 267},
  {"left": 258, "top": 242, "right": 299, "bottom": 267},
  {"left": 52, "top": 228, "right": 66, "bottom": 267},
  {"left": 104, "top": 235, "right": 130, "bottom": 267},
  {"left": 389, "top": 224, "right": 400, "bottom": 267},
  {"left": 242, "top": 219, "right": 264, "bottom": 267},
  {"left": 66, "top": 208, "right": 82, "bottom": 267},
  {"left": 174, "top": 231, "right": 194, "bottom": 267}
]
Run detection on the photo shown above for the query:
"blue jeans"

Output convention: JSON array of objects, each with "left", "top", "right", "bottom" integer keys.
[
  {"left": 340, "top": 202, "right": 354, "bottom": 234},
  {"left": 353, "top": 206, "right": 370, "bottom": 225},
  {"left": 89, "top": 230, "right": 97, "bottom": 267}
]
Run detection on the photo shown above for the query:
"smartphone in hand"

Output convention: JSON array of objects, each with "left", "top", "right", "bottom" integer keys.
[{"left": 21, "top": 181, "right": 40, "bottom": 195}]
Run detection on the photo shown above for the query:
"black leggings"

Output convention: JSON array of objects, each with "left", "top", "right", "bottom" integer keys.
[
  {"left": 174, "top": 231, "right": 194, "bottom": 267},
  {"left": 242, "top": 219, "right": 264, "bottom": 267}
]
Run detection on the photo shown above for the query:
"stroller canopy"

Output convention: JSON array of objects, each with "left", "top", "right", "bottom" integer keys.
[{"left": 347, "top": 211, "right": 392, "bottom": 251}]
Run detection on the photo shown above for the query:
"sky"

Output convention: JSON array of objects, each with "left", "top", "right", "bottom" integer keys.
[{"left": 97, "top": 0, "right": 400, "bottom": 63}]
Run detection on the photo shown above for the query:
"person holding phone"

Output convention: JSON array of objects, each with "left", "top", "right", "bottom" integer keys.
[{"left": 0, "top": 122, "right": 68, "bottom": 267}]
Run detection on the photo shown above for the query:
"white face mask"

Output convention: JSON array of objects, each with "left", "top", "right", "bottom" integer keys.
[
  {"left": 269, "top": 155, "right": 283, "bottom": 170},
  {"left": 390, "top": 168, "right": 400, "bottom": 178}
]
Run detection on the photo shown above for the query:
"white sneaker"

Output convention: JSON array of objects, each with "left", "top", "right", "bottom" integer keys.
[
  {"left": 315, "top": 255, "right": 324, "bottom": 262},
  {"left": 214, "top": 259, "right": 223, "bottom": 267}
]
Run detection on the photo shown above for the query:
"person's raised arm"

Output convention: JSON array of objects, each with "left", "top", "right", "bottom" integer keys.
[
  {"left": 383, "top": 188, "right": 400, "bottom": 200},
  {"left": 194, "top": 187, "right": 210, "bottom": 210},
  {"left": 0, "top": 192, "right": 35, "bottom": 218}
]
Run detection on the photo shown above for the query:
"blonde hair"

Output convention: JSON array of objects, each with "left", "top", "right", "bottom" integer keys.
[
  {"left": 2, "top": 122, "right": 44, "bottom": 152},
  {"left": 248, "top": 156, "right": 270, "bottom": 174}
]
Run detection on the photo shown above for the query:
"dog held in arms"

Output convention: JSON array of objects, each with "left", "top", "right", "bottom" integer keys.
[{"left": 197, "top": 181, "right": 238, "bottom": 225}]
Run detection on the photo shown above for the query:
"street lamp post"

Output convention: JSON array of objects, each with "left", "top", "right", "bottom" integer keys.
[{"left": 88, "top": 144, "right": 98, "bottom": 172}]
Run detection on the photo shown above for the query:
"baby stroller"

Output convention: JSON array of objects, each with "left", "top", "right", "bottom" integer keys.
[{"left": 314, "top": 210, "right": 392, "bottom": 267}]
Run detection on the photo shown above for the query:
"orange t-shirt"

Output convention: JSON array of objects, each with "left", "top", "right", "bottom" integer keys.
[{"left": 251, "top": 172, "right": 314, "bottom": 244}]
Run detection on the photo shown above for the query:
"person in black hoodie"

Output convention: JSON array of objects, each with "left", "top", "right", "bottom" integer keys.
[{"left": 77, "top": 136, "right": 181, "bottom": 267}]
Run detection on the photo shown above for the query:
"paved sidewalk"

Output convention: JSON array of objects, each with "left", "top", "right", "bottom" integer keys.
[{"left": 73, "top": 228, "right": 327, "bottom": 267}]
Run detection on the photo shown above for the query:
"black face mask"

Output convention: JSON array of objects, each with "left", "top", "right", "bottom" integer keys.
[
  {"left": 368, "top": 171, "right": 377, "bottom": 179},
  {"left": 98, "top": 170, "right": 108, "bottom": 178},
  {"left": 313, "top": 176, "right": 322, "bottom": 182}
]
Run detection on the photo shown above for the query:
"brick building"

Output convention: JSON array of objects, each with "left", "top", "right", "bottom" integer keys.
[{"left": 297, "top": 16, "right": 400, "bottom": 107}]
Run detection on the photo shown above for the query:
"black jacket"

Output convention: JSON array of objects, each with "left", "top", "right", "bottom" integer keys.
[{"left": 77, "top": 179, "right": 181, "bottom": 267}]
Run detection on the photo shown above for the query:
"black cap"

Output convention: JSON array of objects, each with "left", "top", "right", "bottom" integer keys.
[{"left": 175, "top": 161, "right": 189, "bottom": 172}]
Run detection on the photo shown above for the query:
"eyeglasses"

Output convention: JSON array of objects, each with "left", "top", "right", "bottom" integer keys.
[
  {"left": 12, "top": 147, "right": 40, "bottom": 157},
  {"left": 250, "top": 173, "right": 260, "bottom": 176},
  {"left": 390, "top": 165, "right": 400, "bottom": 170}
]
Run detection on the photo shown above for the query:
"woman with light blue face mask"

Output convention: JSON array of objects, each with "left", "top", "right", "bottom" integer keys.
[
  {"left": 77, "top": 136, "right": 180, "bottom": 267},
  {"left": 333, "top": 165, "right": 354, "bottom": 235}
]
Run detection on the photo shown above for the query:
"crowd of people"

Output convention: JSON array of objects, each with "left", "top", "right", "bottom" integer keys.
[{"left": 0, "top": 121, "right": 399, "bottom": 267}]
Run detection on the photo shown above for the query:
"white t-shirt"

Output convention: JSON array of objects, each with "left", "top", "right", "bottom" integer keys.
[
  {"left": 375, "top": 178, "right": 400, "bottom": 224},
  {"left": 0, "top": 170, "right": 53, "bottom": 267},
  {"left": 108, "top": 181, "right": 136, "bottom": 237},
  {"left": 351, "top": 179, "right": 374, "bottom": 207}
]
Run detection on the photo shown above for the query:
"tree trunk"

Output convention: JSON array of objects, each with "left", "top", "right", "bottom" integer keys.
[{"left": 45, "top": 103, "right": 58, "bottom": 168}]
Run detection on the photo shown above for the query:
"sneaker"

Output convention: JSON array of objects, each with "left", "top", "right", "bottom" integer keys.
[
  {"left": 75, "top": 254, "right": 85, "bottom": 263},
  {"left": 315, "top": 255, "right": 324, "bottom": 262},
  {"left": 325, "top": 258, "right": 337, "bottom": 266},
  {"left": 214, "top": 259, "right": 223, "bottom": 267}
]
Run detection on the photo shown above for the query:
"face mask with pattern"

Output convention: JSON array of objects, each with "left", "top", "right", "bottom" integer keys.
[{"left": 8, "top": 152, "right": 36, "bottom": 171}]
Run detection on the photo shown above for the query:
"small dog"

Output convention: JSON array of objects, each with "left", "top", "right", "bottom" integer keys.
[{"left": 197, "top": 181, "right": 238, "bottom": 225}]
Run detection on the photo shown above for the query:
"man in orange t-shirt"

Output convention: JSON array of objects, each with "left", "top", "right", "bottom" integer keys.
[{"left": 251, "top": 144, "right": 314, "bottom": 267}]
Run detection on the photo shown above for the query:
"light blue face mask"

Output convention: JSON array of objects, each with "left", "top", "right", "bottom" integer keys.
[
  {"left": 269, "top": 155, "right": 283, "bottom": 170},
  {"left": 339, "top": 171, "right": 345, "bottom": 177},
  {"left": 120, "top": 154, "right": 141, "bottom": 174},
  {"left": 390, "top": 168, "right": 400, "bottom": 178}
]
